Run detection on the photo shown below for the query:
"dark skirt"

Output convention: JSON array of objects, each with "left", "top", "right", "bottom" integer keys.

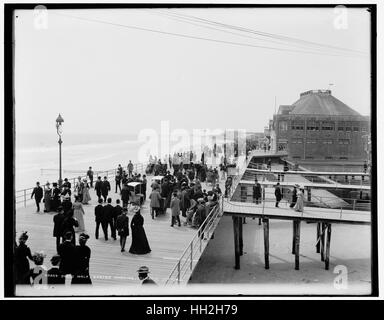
[{"left": 129, "top": 227, "right": 151, "bottom": 254}]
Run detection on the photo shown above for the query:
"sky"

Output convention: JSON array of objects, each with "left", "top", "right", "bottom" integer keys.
[{"left": 14, "top": 7, "right": 371, "bottom": 136}]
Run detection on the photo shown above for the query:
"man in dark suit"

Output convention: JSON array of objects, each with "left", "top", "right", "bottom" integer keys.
[
  {"left": 61, "top": 210, "right": 79, "bottom": 245},
  {"left": 101, "top": 176, "right": 111, "bottom": 203},
  {"left": 115, "top": 171, "right": 122, "bottom": 193},
  {"left": 121, "top": 184, "right": 130, "bottom": 208},
  {"left": 53, "top": 206, "right": 65, "bottom": 253},
  {"left": 47, "top": 255, "right": 65, "bottom": 285},
  {"left": 94, "top": 176, "right": 103, "bottom": 202},
  {"left": 58, "top": 232, "right": 76, "bottom": 276},
  {"left": 62, "top": 178, "right": 71, "bottom": 190},
  {"left": 253, "top": 179, "right": 262, "bottom": 204},
  {"left": 290, "top": 185, "right": 298, "bottom": 208},
  {"left": 31, "top": 182, "right": 43, "bottom": 213},
  {"left": 103, "top": 198, "right": 116, "bottom": 240},
  {"left": 94, "top": 198, "right": 104, "bottom": 240},
  {"left": 87, "top": 167, "right": 94, "bottom": 188},
  {"left": 114, "top": 199, "right": 123, "bottom": 224},
  {"left": 275, "top": 183, "right": 282, "bottom": 208},
  {"left": 137, "top": 266, "right": 157, "bottom": 285}
]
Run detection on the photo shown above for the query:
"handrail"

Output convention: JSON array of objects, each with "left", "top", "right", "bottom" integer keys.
[
  {"left": 15, "top": 162, "right": 150, "bottom": 208},
  {"left": 165, "top": 201, "right": 222, "bottom": 285}
]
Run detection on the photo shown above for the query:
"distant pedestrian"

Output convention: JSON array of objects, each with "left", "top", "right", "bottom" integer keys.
[
  {"left": 129, "top": 206, "right": 151, "bottom": 254},
  {"left": 363, "top": 161, "right": 368, "bottom": 173},
  {"left": 73, "top": 196, "right": 85, "bottom": 233},
  {"left": 104, "top": 197, "right": 116, "bottom": 240},
  {"left": 142, "top": 175, "right": 147, "bottom": 201},
  {"left": 53, "top": 206, "right": 65, "bottom": 253},
  {"left": 170, "top": 192, "right": 181, "bottom": 227},
  {"left": 101, "top": 176, "right": 111, "bottom": 203},
  {"left": 149, "top": 187, "right": 162, "bottom": 219},
  {"left": 116, "top": 208, "right": 129, "bottom": 252},
  {"left": 121, "top": 183, "right": 130, "bottom": 208},
  {"left": 87, "top": 167, "right": 94, "bottom": 188},
  {"left": 82, "top": 179, "right": 91, "bottom": 204},
  {"left": 94, "top": 198, "right": 105, "bottom": 240},
  {"left": 290, "top": 185, "right": 298, "bottom": 208},
  {"left": 31, "top": 182, "right": 43, "bottom": 213},
  {"left": 43, "top": 182, "right": 52, "bottom": 212},
  {"left": 253, "top": 179, "right": 262, "bottom": 204},
  {"left": 94, "top": 176, "right": 103, "bottom": 202},
  {"left": 294, "top": 188, "right": 304, "bottom": 212},
  {"left": 267, "top": 158, "right": 272, "bottom": 171},
  {"left": 128, "top": 160, "right": 134, "bottom": 178},
  {"left": 137, "top": 266, "right": 157, "bottom": 285},
  {"left": 115, "top": 171, "right": 122, "bottom": 193},
  {"left": 51, "top": 182, "right": 61, "bottom": 212},
  {"left": 274, "top": 183, "right": 282, "bottom": 208}
]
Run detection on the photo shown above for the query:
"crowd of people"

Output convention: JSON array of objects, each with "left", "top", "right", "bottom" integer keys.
[{"left": 19, "top": 158, "right": 224, "bottom": 287}]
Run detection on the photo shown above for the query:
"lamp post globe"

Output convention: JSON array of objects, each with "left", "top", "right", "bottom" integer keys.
[{"left": 56, "top": 114, "right": 64, "bottom": 187}]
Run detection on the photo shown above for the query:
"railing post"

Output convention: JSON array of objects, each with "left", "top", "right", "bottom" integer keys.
[
  {"left": 353, "top": 199, "right": 356, "bottom": 211},
  {"left": 24, "top": 189, "right": 26, "bottom": 207},
  {"left": 190, "top": 241, "right": 193, "bottom": 270},
  {"left": 177, "top": 261, "right": 181, "bottom": 284}
]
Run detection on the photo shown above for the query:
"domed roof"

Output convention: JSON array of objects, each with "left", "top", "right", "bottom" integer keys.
[{"left": 290, "top": 90, "right": 361, "bottom": 116}]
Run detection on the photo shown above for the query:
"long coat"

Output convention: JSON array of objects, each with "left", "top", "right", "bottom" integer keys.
[
  {"left": 58, "top": 241, "right": 76, "bottom": 275},
  {"left": 129, "top": 212, "right": 151, "bottom": 255},
  {"left": 170, "top": 197, "right": 181, "bottom": 217},
  {"left": 294, "top": 191, "right": 304, "bottom": 212},
  {"left": 149, "top": 190, "right": 162, "bottom": 209},
  {"left": 53, "top": 212, "right": 65, "bottom": 237},
  {"left": 275, "top": 187, "right": 282, "bottom": 201}
]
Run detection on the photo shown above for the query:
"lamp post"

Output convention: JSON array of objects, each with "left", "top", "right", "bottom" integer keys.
[{"left": 56, "top": 114, "right": 64, "bottom": 188}]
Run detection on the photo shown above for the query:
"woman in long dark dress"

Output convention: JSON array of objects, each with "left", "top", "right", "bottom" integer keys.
[
  {"left": 43, "top": 182, "right": 52, "bottom": 212},
  {"left": 72, "top": 233, "right": 92, "bottom": 285},
  {"left": 129, "top": 206, "right": 151, "bottom": 255},
  {"left": 14, "top": 231, "right": 33, "bottom": 284}
]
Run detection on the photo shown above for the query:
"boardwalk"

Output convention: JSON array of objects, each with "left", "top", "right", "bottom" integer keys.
[{"left": 15, "top": 180, "right": 218, "bottom": 295}]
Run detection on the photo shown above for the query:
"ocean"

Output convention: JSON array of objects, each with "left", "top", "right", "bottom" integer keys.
[
  {"left": 15, "top": 133, "right": 142, "bottom": 190},
  {"left": 14, "top": 132, "right": 226, "bottom": 190}
]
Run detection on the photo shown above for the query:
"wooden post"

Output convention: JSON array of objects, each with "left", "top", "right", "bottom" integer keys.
[
  {"left": 233, "top": 216, "right": 240, "bottom": 269},
  {"left": 292, "top": 220, "right": 296, "bottom": 254},
  {"left": 294, "top": 220, "right": 301, "bottom": 270},
  {"left": 325, "top": 224, "right": 332, "bottom": 270},
  {"left": 316, "top": 223, "right": 321, "bottom": 253},
  {"left": 239, "top": 216, "right": 243, "bottom": 256},
  {"left": 320, "top": 223, "right": 325, "bottom": 261},
  {"left": 263, "top": 218, "right": 270, "bottom": 269}
]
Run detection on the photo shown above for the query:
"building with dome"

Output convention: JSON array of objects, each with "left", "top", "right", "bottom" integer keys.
[{"left": 270, "top": 89, "right": 370, "bottom": 163}]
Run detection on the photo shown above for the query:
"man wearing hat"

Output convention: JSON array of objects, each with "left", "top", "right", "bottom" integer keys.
[
  {"left": 47, "top": 255, "right": 65, "bottom": 285},
  {"left": 51, "top": 182, "right": 61, "bottom": 212},
  {"left": 137, "top": 266, "right": 156, "bottom": 285},
  {"left": 62, "top": 178, "right": 71, "bottom": 190},
  {"left": 31, "top": 182, "right": 43, "bottom": 213},
  {"left": 53, "top": 206, "right": 66, "bottom": 253},
  {"left": 72, "top": 233, "right": 92, "bottom": 284},
  {"left": 274, "top": 183, "right": 282, "bottom": 208},
  {"left": 58, "top": 231, "right": 76, "bottom": 276},
  {"left": 116, "top": 208, "right": 129, "bottom": 252},
  {"left": 252, "top": 179, "right": 262, "bottom": 205}
]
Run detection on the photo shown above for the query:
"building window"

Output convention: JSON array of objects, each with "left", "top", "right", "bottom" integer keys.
[
  {"left": 321, "top": 122, "right": 335, "bottom": 130},
  {"left": 306, "top": 140, "right": 316, "bottom": 144},
  {"left": 322, "top": 140, "right": 333, "bottom": 144},
  {"left": 325, "top": 156, "right": 333, "bottom": 160},
  {"left": 293, "top": 156, "right": 301, "bottom": 160},
  {"left": 291, "top": 138, "right": 303, "bottom": 144},
  {"left": 278, "top": 121, "right": 288, "bottom": 131},
  {"left": 339, "top": 139, "right": 350, "bottom": 145},
  {"left": 340, "top": 157, "right": 348, "bottom": 160},
  {"left": 291, "top": 121, "right": 304, "bottom": 130},
  {"left": 353, "top": 127, "right": 359, "bottom": 132},
  {"left": 345, "top": 127, "right": 351, "bottom": 132},
  {"left": 338, "top": 127, "right": 344, "bottom": 131},
  {"left": 362, "top": 127, "right": 367, "bottom": 132}
]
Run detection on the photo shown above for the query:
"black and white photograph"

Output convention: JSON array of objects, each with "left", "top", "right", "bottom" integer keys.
[{"left": 3, "top": 2, "right": 378, "bottom": 298}]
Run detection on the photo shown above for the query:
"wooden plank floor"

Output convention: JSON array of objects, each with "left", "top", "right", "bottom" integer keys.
[{"left": 15, "top": 185, "right": 208, "bottom": 290}]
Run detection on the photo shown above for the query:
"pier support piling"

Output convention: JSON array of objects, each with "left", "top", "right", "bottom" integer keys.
[
  {"left": 316, "top": 223, "right": 321, "bottom": 253},
  {"left": 263, "top": 218, "right": 270, "bottom": 269},
  {"left": 320, "top": 223, "right": 326, "bottom": 261},
  {"left": 239, "top": 216, "right": 243, "bottom": 256},
  {"left": 294, "top": 220, "right": 301, "bottom": 270},
  {"left": 232, "top": 216, "right": 240, "bottom": 269},
  {"left": 292, "top": 220, "right": 296, "bottom": 254},
  {"left": 325, "top": 223, "right": 332, "bottom": 270}
]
